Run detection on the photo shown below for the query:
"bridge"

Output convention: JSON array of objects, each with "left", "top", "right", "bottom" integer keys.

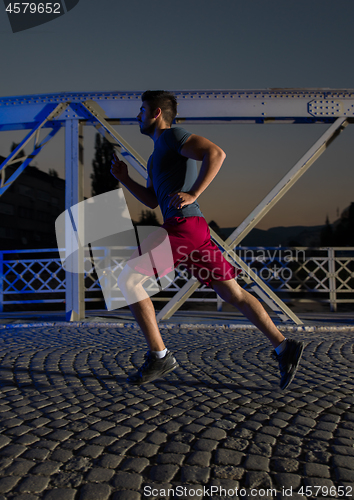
[{"left": 1, "top": 89, "right": 353, "bottom": 322}]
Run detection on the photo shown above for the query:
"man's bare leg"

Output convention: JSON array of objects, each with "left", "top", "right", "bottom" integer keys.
[
  {"left": 117, "top": 265, "right": 178, "bottom": 385},
  {"left": 129, "top": 298, "right": 166, "bottom": 352},
  {"left": 210, "top": 278, "right": 304, "bottom": 389},
  {"left": 210, "top": 278, "right": 285, "bottom": 348},
  {"left": 117, "top": 265, "right": 166, "bottom": 351}
]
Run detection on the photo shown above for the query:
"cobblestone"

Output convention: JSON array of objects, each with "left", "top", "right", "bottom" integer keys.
[
  {"left": 245, "top": 471, "right": 273, "bottom": 489},
  {"left": 214, "top": 449, "right": 244, "bottom": 465},
  {"left": 274, "top": 473, "right": 301, "bottom": 489},
  {"left": 213, "top": 465, "right": 244, "bottom": 480},
  {"left": 156, "top": 453, "right": 184, "bottom": 465},
  {"left": 0, "top": 476, "right": 21, "bottom": 493},
  {"left": 149, "top": 464, "right": 179, "bottom": 481},
  {"left": 43, "top": 488, "right": 77, "bottom": 500},
  {"left": 78, "top": 483, "right": 111, "bottom": 499},
  {"left": 243, "top": 455, "right": 270, "bottom": 471},
  {"left": 110, "top": 471, "right": 142, "bottom": 489},
  {"left": 84, "top": 467, "right": 115, "bottom": 482},
  {"left": 17, "top": 475, "right": 51, "bottom": 493},
  {"left": 181, "top": 465, "right": 210, "bottom": 483},
  {"left": 303, "top": 462, "right": 331, "bottom": 478},
  {"left": 271, "top": 458, "right": 299, "bottom": 472},
  {"left": 0, "top": 323, "right": 353, "bottom": 498},
  {"left": 120, "top": 457, "right": 149, "bottom": 472}
]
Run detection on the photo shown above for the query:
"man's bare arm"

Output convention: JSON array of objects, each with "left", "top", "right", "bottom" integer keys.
[
  {"left": 168, "top": 134, "right": 226, "bottom": 209},
  {"left": 111, "top": 154, "right": 158, "bottom": 209}
]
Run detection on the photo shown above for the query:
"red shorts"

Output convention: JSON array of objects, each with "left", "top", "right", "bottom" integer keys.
[{"left": 128, "top": 216, "right": 239, "bottom": 286}]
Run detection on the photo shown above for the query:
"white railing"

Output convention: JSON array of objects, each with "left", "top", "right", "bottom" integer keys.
[{"left": 0, "top": 247, "right": 353, "bottom": 312}]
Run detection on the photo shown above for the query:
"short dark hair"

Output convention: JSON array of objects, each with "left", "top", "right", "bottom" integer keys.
[{"left": 141, "top": 90, "right": 177, "bottom": 126}]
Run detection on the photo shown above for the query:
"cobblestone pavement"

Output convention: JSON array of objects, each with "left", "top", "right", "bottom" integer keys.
[{"left": 0, "top": 324, "right": 353, "bottom": 500}]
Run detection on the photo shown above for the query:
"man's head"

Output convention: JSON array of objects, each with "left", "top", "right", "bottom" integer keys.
[{"left": 140, "top": 90, "right": 177, "bottom": 127}]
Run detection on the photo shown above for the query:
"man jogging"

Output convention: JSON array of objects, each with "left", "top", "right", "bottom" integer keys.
[{"left": 111, "top": 90, "right": 304, "bottom": 390}]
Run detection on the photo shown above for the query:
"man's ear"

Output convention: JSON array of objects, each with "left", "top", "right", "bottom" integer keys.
[{"left": 154, "top": 107, "right": 162, "bottom": 119}]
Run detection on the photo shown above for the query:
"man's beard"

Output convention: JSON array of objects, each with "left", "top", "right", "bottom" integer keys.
[{"left": 139, "top": 121, "right": 155, "bottom": 136}]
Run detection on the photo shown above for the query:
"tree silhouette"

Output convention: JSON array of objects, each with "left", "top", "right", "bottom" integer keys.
[
  {"left": 348, "top": 203, "right": 354, "bottom": 246},
  {"left": 321, "top": 203, "right": 354, "bottom": 246},
  {"left": 91, "top": 134, "right": 119, "bottom": 196},
  {"left": 208, "top": 220, "right": 223, "bottom": 238},
  {"left": 333, "top": 202, "right": 354, "bottom": 246},
  {"left": 10, "top": 142, "right": 26, "bottom": 159},
  {"left": 137, "top": 210, "right": 160, "bottom": 226},
  {"left": 320, "top": 215, "right": 333, "bottom": 246}
]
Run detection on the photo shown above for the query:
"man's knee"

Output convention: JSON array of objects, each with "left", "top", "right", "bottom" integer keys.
[
  {"left": 210, "top": 278, "right": 244, "bottom": 304},
  {"left": 117, "top": 265, "right": 147, "bottom": 293}
]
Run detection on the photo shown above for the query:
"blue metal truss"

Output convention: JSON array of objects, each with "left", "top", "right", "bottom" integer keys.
[{"left": 1, "top": 89, "right": 354, "bottom": 322}]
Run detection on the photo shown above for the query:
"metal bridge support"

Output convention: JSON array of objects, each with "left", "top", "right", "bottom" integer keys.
[
  {"left": 1, "top": 89, "right": 354, "bottom": 322},
  {"left": 65, "top": 119, "right": 85, "bottom": 321}
]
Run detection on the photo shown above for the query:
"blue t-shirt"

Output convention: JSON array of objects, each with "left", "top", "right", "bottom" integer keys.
[{"left": 147, "top": 127, "right": 204, "bottom": 221}]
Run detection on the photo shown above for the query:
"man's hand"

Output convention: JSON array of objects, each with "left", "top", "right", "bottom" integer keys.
[
  {"left": 110, "top": 153, "right": 129, "bottom": 183},
  {"left": 168, "top": 191, "right": 197, "bottom": 209}
]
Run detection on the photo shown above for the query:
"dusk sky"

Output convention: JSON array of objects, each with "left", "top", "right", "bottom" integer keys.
[{"left": 0, "top": 0, "right": 353, "bottom": 230}]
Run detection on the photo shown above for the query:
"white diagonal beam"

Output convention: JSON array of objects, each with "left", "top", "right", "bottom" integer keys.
[
  {"left": 0, "top": 102, "right": 69, "bottom": 196},
  {"left": 210, "top": 230, "right": 302, "bottom": 324},
  {"left": 0, "top": 125, "right": 62, "bottom": 195},
  {"left": 81, "top": 100, "right": 148, "bottom": 179},
  {"left": 157, "top": 118, "right": 348, "bottom": 323},
  {"left": 226, "top": 117, "right": 348, "bottom": 247}
]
